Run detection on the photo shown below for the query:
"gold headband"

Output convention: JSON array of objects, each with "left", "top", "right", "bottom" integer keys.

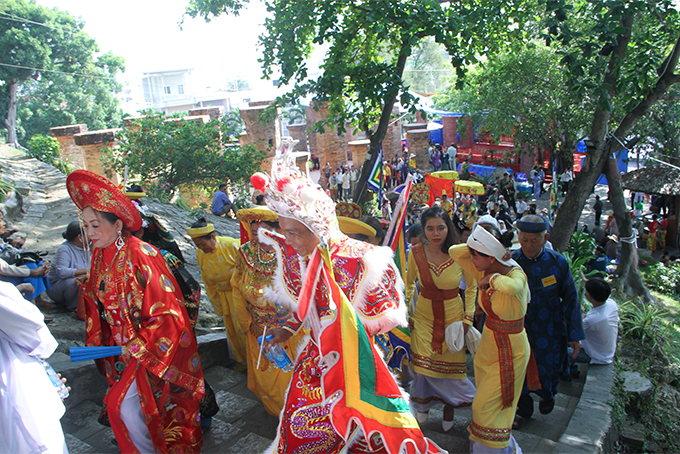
[{"left": 186, "top": 224, "right": 215, "bottom": 238}]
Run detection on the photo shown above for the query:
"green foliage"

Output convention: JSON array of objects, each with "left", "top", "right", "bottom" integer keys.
[
  {"left": 403, "top": 37, "right": 454, "bottom": 94},
  {"left": 0, "top": 177, "right": 15, "bottom": 203},
  {"left": 619, "top": 297, "right": 670, "bottom": 354},
  {"left": 433, "top": 44, "right": 591, "bottom": 170},
  {"left": 221, "top": 109, "right": 245, "bottom": 138},
  {"left": 632, "top": 85, "right": 680, "bottom": 167},
  {"left": 26, "top": 134, "right": 76, "bottom": 174},
  {"left": 643, "top": 263, "right": 680, "bottom": 296},
  {"left": 26, "top": 135, "right": 61, "bottom": 164},
  {"left": 101, "top": 112, "right": 266, "bottom": 194},
  {"left": 563, "top": 229, "right": 598, "bottom": 310},
  {"left": 281, "top": 106, "right": 306, "bottom": 125},
  {"left": 0, "top": 1, "right": 124, "bottom": 143}
]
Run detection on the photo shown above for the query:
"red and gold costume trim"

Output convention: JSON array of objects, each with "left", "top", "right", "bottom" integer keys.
[
  {"left": 469, "top": 420, "right": 511, "bottom": 444},
  {"left": 481, "top": 286, "right": 540, "bottom": 409},
  {"left": 411, "top": 353, "right": 468, "bottom": 375}
]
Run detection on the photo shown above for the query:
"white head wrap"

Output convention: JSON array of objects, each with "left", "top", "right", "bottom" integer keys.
[
  {"left": 472, "top": 215, "right": 500, "bottom": 233},
  {"left": 466, "top": 225, "right": 519, "bottom": 267}
]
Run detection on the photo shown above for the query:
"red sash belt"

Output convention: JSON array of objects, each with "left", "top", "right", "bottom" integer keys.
[
  {"left": 412, "top": 244, "right": 459, "bottom": 354},
  {"left": 481, "top": 287, "right": 541, "bottom": 409}
]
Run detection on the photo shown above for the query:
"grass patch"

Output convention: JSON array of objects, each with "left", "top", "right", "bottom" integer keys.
[{"left": 614, "top": 278, "right": 680, "bottom": 451}]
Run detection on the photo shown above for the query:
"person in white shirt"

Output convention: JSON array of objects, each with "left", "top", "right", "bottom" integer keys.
[
  {"left": 447, "top": 143, "right": 458, "bottom": 170},
  {"left": 0, "top": 282, "right": 69, "bottom": 454},
  {"left": 515, "top": 196, "right": 527, "bottom": 217},
  {"left": 560, "top": 169, "right": 573, "bottom": 195},
  {"left": 341, "top": 169, "right": 351, "bottom": 201},
  {"left": 573, "top": 277, "right": 619, "bottom": 366}
]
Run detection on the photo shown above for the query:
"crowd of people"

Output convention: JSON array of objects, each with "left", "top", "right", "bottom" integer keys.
[{"left": 1, "top": 137, "right": 636, "bottom": 454}]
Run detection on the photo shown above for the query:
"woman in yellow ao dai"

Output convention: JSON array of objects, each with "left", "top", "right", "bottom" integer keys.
[
  {"left": 449, "top": 224, "right": 530, "bottom": 454},
  {"left": 405, "top": 206, "right": 477, "bottom": 432},
  {"left": 188, "top": 219, "right": 247, "bottom": 363}
]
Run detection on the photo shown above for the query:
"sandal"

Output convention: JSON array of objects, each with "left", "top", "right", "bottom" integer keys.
[
  {"left": 512, "top": 415, "right": 525, "bottom": 430},
  {"left": 539, "top": 397, "right": 555, "bottom": 415}
]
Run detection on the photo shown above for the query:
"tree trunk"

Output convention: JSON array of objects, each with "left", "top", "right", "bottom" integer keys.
[
  {"left": 353, "top": 37, "right": 411, "bottom": 205},
  {"left": 603, "top": 159, "right": 654, "bottom": 303},
  {"left": 549, "top": 132, "right": 611, "bottom": 251},
  {"left": 4, "top": 79, "right": 21, "bottom": 149},
  {"left": 550, "top": 14, "right": 634, "bottom": 252}
]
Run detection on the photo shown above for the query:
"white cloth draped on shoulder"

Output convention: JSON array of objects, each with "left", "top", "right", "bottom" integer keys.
[{"left": 0, "top": 282, "right": 68, "bottom": 454}]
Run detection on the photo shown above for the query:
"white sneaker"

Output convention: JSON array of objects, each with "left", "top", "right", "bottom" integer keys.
[{"left": 416, "top": 411, "right": 428, "bottom": 424}]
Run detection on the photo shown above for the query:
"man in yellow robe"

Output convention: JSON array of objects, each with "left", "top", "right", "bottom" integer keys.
[{"left": 188, "top": 220, "right": 247, "bottom": 363}]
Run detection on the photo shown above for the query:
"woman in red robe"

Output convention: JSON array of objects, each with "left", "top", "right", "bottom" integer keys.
[{"left": 67, "top": 170, "right": 204, "bottom": 453}]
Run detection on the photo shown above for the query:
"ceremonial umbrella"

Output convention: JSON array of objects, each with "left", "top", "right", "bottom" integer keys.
[{"left": 455, "top": 180, "right": 485, "bottom": 195}]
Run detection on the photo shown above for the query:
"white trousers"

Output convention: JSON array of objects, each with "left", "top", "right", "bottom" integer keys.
[
  {"left": 119, "top": 379, "right": 155, "bottom": 454},
  {"left": 469, "top": 435, "right": 523, "bottom": 454}
]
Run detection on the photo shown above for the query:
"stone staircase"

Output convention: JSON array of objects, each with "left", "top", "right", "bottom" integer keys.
[{"left": 0, "top": 144, "right": 609, "bottom": 453}]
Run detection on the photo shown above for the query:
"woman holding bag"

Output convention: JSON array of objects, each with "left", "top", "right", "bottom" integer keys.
[{"left": 405, "top": 206, "right": 477, "bottom": 432}]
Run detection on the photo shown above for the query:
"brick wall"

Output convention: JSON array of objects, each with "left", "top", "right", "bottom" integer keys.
[
  {"left": 239, "top": 102, "right": 281, "bottom": 170},
  {"left": 406, "top": 128, "right": 432, "bottom": 170},
  {"left": 50, "top": 124, "right": 88, "bottom": 169},
  {"left": 286, "top": 124, "right": 309, "bottom": 152},
  {"left": 73, "top": 128, "right": 122, "bottom": 184}
]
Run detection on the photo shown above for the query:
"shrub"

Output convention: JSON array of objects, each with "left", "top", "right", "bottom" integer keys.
[
  {"left": 101, "top": 111, "right": 266, "bottom": 194},
  {"left": 26, "top": 134, "right": 76, "bottom": 174},
  {"left": 644, "top": 263, "right": 680, "bottom": 296},
  {"left": 563, "top": 229, "right": 598, "bottom": 311},
  {"left": 0, "top": 177, "right": 15, "bottom": 203},
  {"left": 619, "top": 297, "right": 669, "bottom": 353}
]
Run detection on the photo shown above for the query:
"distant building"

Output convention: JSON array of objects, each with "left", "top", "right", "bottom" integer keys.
[{"left": 142, "top": 69, "right": 196, "bottom": 112}]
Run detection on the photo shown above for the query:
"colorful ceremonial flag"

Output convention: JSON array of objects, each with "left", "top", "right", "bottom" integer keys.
[
  {"left": 383, "top": 174, "right": 413, "bottom": 280},
  {"left": 297, "top": 248, "right": 443, "bottom": 454},
  {"left": 367, "top": 146, "right": 384, "bottom": 192}
]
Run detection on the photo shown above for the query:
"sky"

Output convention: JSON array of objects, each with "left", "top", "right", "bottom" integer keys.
[{"left": 36, "top": 0, "right": 271, "bottom": 90}]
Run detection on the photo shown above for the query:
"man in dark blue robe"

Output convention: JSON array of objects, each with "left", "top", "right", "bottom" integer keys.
[{"left": 512, "top": 215, "right": 583, "bottom": 422}]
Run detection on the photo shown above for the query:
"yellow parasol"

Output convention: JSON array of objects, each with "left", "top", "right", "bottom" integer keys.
[
  {"left": 430, "top": 170, "right": 459, "bottom": 180},
  {"left": 455, "top": 180, "right": 485, "bottom": 195}
]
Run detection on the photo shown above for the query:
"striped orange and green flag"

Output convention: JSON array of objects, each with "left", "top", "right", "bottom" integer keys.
[
  {"left": 382, "top": 174, "right": 413, "bottom": 280},
  {"left": 298, "top": 248, "right": 444, "bottom": 454}
]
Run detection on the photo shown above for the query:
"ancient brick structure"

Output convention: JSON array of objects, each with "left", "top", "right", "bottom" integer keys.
[
  {"left": 286, "top": 124, "right": 309, "bottom": 152},
  {"left": 402, "top": 122, "right": 428, "bottom": 134},
  {"left": 307, "top": 102, "right": 349, "bottom": 171},
  {"left": 73, "top": 128, "right": 122, "bottom": 184},
  {"left": 348, "top": 139, "right": 371, "bottom": 167},
  {"left": 239, "top": 102, "right": 281, "bottom": 169},
  {"left": 50, "top": 124, "right": 88, "bottom": 169},
  {"left": 407, "top": 128, "right": 432, "bottom": 171},
  {"left": 442, "top": 116, "right": 458, "bottom": 147},
  {"left": 188, "top": 106, "right": 224, "bottom": 120}
]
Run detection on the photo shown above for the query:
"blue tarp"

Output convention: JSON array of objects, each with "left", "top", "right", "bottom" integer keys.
[
  {"left": 428, "top": 121, "right": 443, "bottom": 145},
  {"left": 580, "top": 148, "right": 628, "bottom": 185},
  {"left": 457, "top": 163, "right": 514, "bottom": 178}
]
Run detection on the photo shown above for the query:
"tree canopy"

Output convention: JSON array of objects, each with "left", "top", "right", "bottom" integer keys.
[
  {"left": 434, "top": 44, "right": 592, "bottom": 172},
  {"left": 102, "top": 113, "right": 266, "bottom": 195},
  {"left": 185, "top": 0, "right": 536, "bottom": 203},
  {"left": 0, "top": 0, "right": 124, "bottom": 146}
]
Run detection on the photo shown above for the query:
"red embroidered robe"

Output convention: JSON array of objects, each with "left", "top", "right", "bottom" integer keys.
[{"left": 84, "top": 235, "right": 204, "bottom": 454}]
